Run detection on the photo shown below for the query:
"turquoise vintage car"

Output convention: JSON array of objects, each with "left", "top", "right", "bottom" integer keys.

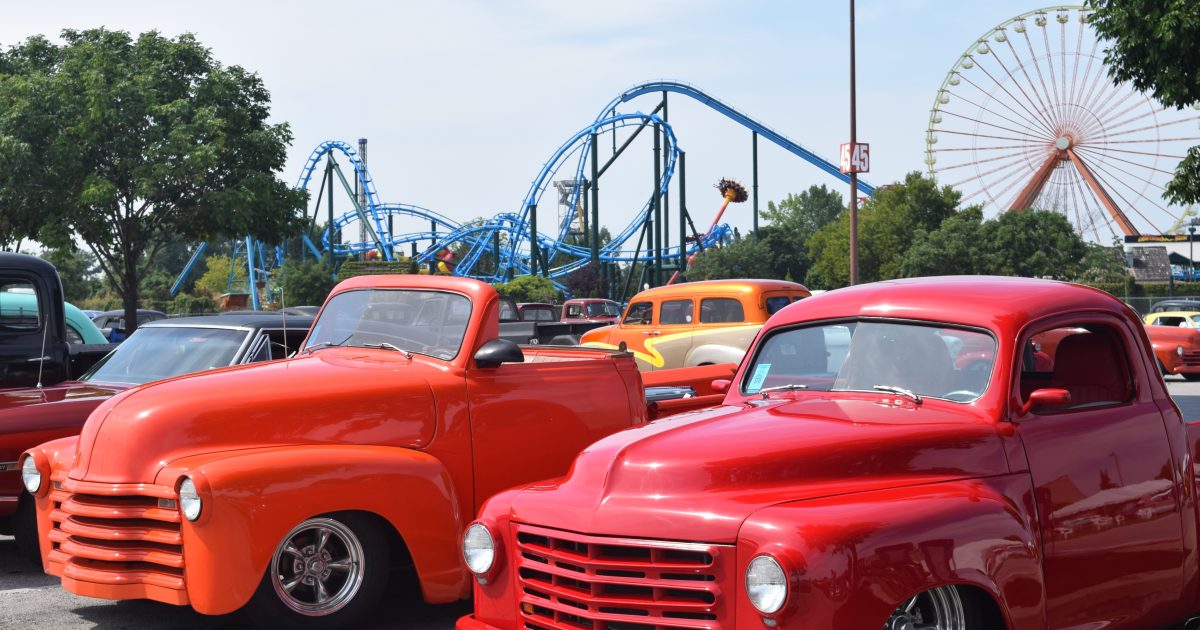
[{"left": 0, "top": 291, "right": 108, "bottom": 345}]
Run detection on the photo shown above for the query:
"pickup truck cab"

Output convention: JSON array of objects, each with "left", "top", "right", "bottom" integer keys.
[
  {"left": 560, "top": 298, "right": 621, "bottom": 324},
  {"left": 24, "top": 276, "right": 661, "bottom": 629},
  {"left": 581, "top": 279, "right": 810, "bottom": 371},
  {"left": 460, "top": 276, "right": 1200, "bottom": 630},
  {"left": 0, "top": 253, "right": 115, "bottom": 387}
]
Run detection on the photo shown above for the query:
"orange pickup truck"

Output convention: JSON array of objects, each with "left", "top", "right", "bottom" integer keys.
[{"left": 21, "top": 275, "right": 703, "bottom": 629}]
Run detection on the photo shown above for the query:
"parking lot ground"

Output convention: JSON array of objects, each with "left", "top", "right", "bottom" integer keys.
[{"left": 5, "top": 377, "right": 1200, "bottom": 629}]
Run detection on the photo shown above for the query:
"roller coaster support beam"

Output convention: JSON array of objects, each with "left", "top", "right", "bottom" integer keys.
[
  {"left": 591, "top": 134, "right": 599, "bottom": 267},
  {"left": 170, "top": 243, "right": 208, "bottom": 296},
  {"left": 596, "top": 100, "right": 665, "bottom": 179},
  {"left": 653, "top": 124, "right": 662, "bottom": 286},
  {"left": 752, "top": 132, "right": 759, "bottom": 236},
  {"left": 431, "top": 220, "right": 438, "bottom": 273},
  {"left": 529, "top": 203, "right": 539, "bottom": 276},
  {"left": 678, "top": 151, "right": 687, "bottom": 270},
  {"left": 330, "top": 159, "right": 389, "bottom": 259},
  {"left": 326, "top": 157, "right": 335, "bottom": 275},
  {"left": 662, "top": 92, "right": 670, "bottom": 262},
  {"left": 245, "top": 236, "right": 260, "bottom": 311}
]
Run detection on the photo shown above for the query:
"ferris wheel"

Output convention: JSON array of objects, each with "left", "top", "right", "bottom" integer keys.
[{"left": 925, "top": 5, "right": 1200, "bottom": 239}]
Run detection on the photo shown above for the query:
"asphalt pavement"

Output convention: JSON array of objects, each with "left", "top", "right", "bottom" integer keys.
[{"left": 4, "top": 377, "right": 1200, "bottom": 629}]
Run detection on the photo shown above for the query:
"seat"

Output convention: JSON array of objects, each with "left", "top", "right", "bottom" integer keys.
[
  {"left": 1047, "top": 332, "right": 1129, "bottom": 408},
  {"left": 836, "top": 325, "right": 955, "bottom": 396}
]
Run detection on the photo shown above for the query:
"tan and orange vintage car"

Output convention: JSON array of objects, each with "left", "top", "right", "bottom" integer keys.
[{"left": 581, "top": 279, "right": 810, "bottom": 371}]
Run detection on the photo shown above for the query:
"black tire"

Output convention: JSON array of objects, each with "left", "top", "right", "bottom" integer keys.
[
  {"left": 243, "top": 512, "right": 390, "bottom": 630},
  {"left": 882, "top": 585, "right": 986, "bottom": 629},
  {"left": 13, "top": 494, "right": 40, "bottom": 565},
  {"left": 1185, "top": 373, "right": 1200, "bottom": 382}
]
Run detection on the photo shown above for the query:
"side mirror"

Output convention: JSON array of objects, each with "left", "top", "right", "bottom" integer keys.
[
  {"left": 474, "top": 338, "right": 524, "bottom": 369},
  {"left": 711, "top": 379, "right": 731, "bottom": 394},
  {"left": 1020, "top": 388, "right": 1071, "bottom": 415}
]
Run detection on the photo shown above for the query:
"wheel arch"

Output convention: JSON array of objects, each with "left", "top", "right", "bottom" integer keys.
[{"left": 157, "top": 445, "right": 468, "bottom": 615}]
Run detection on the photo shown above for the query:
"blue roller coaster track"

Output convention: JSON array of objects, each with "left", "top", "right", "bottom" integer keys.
[{"left": 181, "top": 80, "right": 875, "bottom": 301}]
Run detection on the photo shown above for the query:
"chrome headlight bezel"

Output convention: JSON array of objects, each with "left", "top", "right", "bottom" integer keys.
[
  {"left": 178, "top": 477, "right": 202, "bottom": 521},
  {"left": 462, "top": 522, "right": 496, "bottom": 576},
  {"left": 1178, "top": 345, "right": 1185, "bottom": 357},
  {"left": 20, "top": 456, "right": 41, "bottom": 494},
  {"left": 745, "top": 554, "right": 788, "bottom": 615}
]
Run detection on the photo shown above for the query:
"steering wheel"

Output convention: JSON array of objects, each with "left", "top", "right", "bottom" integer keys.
[{"left": 942, "top": 390, "right": 978, "bottom": 402}]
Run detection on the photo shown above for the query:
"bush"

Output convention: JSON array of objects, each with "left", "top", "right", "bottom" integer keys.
[{"left": 492, "top": 275, "right": 561, "bottom": 303}]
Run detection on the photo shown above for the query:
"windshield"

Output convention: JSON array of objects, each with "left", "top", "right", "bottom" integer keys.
[
  {"left": 587, "top": 302, "right": 620, "bottom": 317},
  {"left": 305, "top": 289, "right": 471, "bottom": 360},
  {"left": 742, "top": 320, "right": 996, "bottom": 403},
  {"left": 83, "top": 327, "right": 249, "bottom": 385}
]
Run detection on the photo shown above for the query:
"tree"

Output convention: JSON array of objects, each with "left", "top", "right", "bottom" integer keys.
[
  {"left": 760, "top": 184, "right": 844, "bottom": 281},
  {"left": 0, "top": 29, "right": 306, "bottom": 334},
  {"left": 492, "top": 275, "right": 561, "bottom": 303},
  {"left": 807, "top": 172, "right": 961, "bottom": 288},
  {"left": 684, "top": 234, "right": 775, "bottom": 281},
  {"left": 897, "top": 206, "right": 987, "bottom": 277},
  {"left": 278, "top": 257, "right": 336, "bottom": 307},
  {"left": 1088, "top": 0, "right": 1200, "bottom": 204},
  {"left": 980, "top": 209, "right": 1088, "bottom": 280},
  {"left": 39, "top": 244, "right": 102, "bottom": 303},
  {"left": 195, "top": 255, "right": 246, "bottom": 298}
]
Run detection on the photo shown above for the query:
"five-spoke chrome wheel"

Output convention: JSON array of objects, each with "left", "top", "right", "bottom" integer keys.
[
  {"left": 270, "top": 517, "right": 366, "bottom": 616},
  {"left": 884, "top": 585, "right": 967, "bottom": 630}
]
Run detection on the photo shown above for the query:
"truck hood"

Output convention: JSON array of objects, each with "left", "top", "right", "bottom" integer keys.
[
  {"left": 508, "top": 393, "right": 1009, "bottom": 543},
  {"left": 72, "top": 348, "right": 439, "bottom": 483}
]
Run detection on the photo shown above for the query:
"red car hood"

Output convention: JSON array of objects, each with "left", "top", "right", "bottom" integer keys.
[
  {"left": 72, "top": 349, "right": 439, "bottom": 484},
  {"left": 0, "top": 381, "right": 127, "bottom": 460},
  {"left": 1146, "top": 325, "right": 1200, "bottom": 344},
  {"left": 507, "top": 394, "right": 1009, "bottom": 543}
]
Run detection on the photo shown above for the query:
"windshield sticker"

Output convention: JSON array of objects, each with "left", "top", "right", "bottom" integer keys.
[{"left": 747, "top": 363, "right": 771, "bottom": 393}]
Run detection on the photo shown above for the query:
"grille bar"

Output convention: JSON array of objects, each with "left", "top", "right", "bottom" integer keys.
[{"left": 513, "top": 523, "right": 731, "bottom": 630}]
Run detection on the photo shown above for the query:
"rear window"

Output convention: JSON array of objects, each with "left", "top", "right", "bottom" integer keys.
[
  {"left": 700, "top": 298, "right": 745, "bottom": 323},
  {"left": 0, "top": 281, "right": 39, "bottom": 331},
  {"left": 660, "top": 299, "right": 694, "bottom": 325}
]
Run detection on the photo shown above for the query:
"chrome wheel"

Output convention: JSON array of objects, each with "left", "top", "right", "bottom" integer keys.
[
  {"left": 884, "top": 586, "right": 966, "bottom": 630},
  {"left": 270, "top": 517, "right": 366, "bottom": 616}
]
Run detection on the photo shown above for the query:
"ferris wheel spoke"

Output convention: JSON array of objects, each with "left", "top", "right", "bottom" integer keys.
[
  {"left": 1100, "top": 114, "right": 1200, "bottom": 140},
  {"left": 1091, "top": 98, "right": 1156, "bottom": 136},
  {"left": 932, "top": 144, "right": 1040, "bottom": 153},
  {"left": 1089, "top": 90, "right": 1141, "bottom": 134},
  {"left": 1082, "top": 154, "right": 1177, "bottom": 228},
  {"left": 948, "top": 152, "right": 1040, "bottom": 189},
  {"left": 1067, "top": 161, "right": 1115, "bottom": 241},
  {"left": 936, "top": 146, "right": 1044, "bottom": 172},
  {"left": 1067, "top": 19, "right": 1087, "bottom": 106},
  {"left": 1085, "top": 136, "right": 1200, "bottom": 146},
  {"left": 1077, "top": 149, "right": 1173, "bottom": 201},
  {"left": 1019, "top": 26, "right": 1061, "bottom": 129},
  {"left": 1074, "top": 145, "right": 1178, "bottom": 176},
  {"left": 944, "top": 85, "right": 1057, "bottom": 140},
  {"left": 937, "top": 108, "right": 1053, "bottom": 141},
  {"left": 959, "top": 159, "right": 1034, "bottom": 204},
  {"left": 1041, "top": 16, "right": 1065, "bottom": 122},
  {"left": 992, "top": 39, "right": 1061, "bottom": 135},
  {"left": 935, "top": 128, "right": 1049, "bottom": 144},
  {"left": 1063, "top": 167, "right": 1093, "bottom": 240}
]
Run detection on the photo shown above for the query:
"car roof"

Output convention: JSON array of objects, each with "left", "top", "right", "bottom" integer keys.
[
  {"left": 143, "top": 313, "right": 315, "bottom": 330},
  {"left": 629, "top": 279, "right": 810, "bottom": 301},
  {"left": 1148, "top": 311, "right": 1200, "bottom": 318},
  {"left": 96, "top": 308, "right": 167, "bottom": 317}
]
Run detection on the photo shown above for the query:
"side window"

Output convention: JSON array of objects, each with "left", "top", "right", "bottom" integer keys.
[
  {"left": 566, "top": 304, "right": 583, "bottom": 319},
  {"left": 623, "top": 302, "right": 653, "bottom": 325},
  {"left": 700, "top": 298, "right": 746, "bottom": 323},
  {"left": 659, "top": 299, "right": 693, "bottom": 325},
  {"left": 64, "top": 324, "right": 84, "bottom": 344},
  {"left": 498, "top": 301, "right": 519, "bottom": 322},
  {"left": 0, "top": 279, "right": 40, "bottom": 331},
  {"left": 765, "top": 296, "right": 790, "bottom": 315},
  {"left": 1021, "top": 325, "right": 1133, "bottom": 412},
  {"left": 1159, "top": 316, "right": 1185, "bottom": 327}
]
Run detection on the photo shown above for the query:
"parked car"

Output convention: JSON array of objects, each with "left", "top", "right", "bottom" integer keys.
[
  {"left": 91, "top": 308, "right": 167, "bottom": 342},
  {"left": 0, "top": 312, "right": 313, "bottom": 558},
  {"left": 459, "top": 275, "right": 1200, "bottom": 630},
  {"left": 22, "top": 275, "right": 711, "bottom": 628},
  {"left": 1146, "top": 323, "right": 1200, "bottom": 380},
  {"left": 581, "top": 279, "right": 810, "bottom": 371},
  {"left": 0, "top": 253, "right": 116, "bottom": 388},
  {"left": 1144, "top": 310, "right": 1200, "bottom": 328},
  {"left": 1149, "top": 298, "right": 1200, "bottom": 313},
  {"left": 560, "top": 298, "right": 621, "bottom": 324}
]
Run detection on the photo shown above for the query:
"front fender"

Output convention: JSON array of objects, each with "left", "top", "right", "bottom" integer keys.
[
  {"left": 736, "top": 475, "right": 1043, "bottom": 630},
  {"left": 24, "top": 435, "right": 79, "bottom": 569},
  {"left": 155, "top": 445, "right": 465, "bottom": 615}
]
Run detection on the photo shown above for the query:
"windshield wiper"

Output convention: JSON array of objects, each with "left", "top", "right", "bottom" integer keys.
[
  {"left": 303, "top": 332, "right": 354, "bottom": 354},
  {"left": 758, "top": 383, "right": 808, "bottom": 399},
  {"left": 873, "top": 384, "right": 922, "bottom": 404},
  {"left": 360, "top": 342, "right": 413, "bottom": 359}
]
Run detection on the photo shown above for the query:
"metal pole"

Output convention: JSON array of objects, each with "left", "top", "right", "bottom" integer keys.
[
  {"left": 848, "top": 0, "right": 860, "bottom": 285},
  {"left": 662, "top": 92, "right": 670, "bottom": 265},
  {"left": 529, "top": 203, "right": 538, "bottom": 277},
  {"left": 679, "top": 151, "right": 687, "bottom": 270},
  {"left": 1191, "top": 225, "right": 1196, "bottom": 282},
  {"left": 591, "top": 133, "right": 600, "bottom": 267},
  {"left": 430, "top": 220, "right": 438, "bottom": 274},
  {"left": 358, "top": 138, "right": 368, "bottom": 251},
  {"left": 326, "top": 157, "right": 335, "bottom": 275},
  {"left": 752, "top": 131, "right": 760, "bottom": 236},
  {"left": 653, "top": 124, "right": 662, "bottom": 286}
]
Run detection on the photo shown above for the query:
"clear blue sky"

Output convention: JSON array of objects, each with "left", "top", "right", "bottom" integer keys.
[{"left": 1, "top": 1, "right": 1060, "bottom": 239}]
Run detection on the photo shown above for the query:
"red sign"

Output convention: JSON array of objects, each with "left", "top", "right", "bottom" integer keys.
[{"left": 840, "top": 142, "right": 870, "bottom": 174}]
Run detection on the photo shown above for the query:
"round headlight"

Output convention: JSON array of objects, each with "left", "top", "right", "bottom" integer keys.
[
  {"left": 178, "top": 478, "right": 202, "bottom": 521},
  {"left": 20, "top": 456, "right": 41, "bottom": 494},
  {"left": 1178, "top": 345, "right": 1185, "bottom": 357},
  {"left": 462, "top": 523, "right": 495, "bottom": 575},
  {"left": 745, "top": 554, "right": 787, "bottom": 614}
]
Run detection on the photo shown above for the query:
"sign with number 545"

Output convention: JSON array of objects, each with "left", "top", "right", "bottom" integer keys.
[{"left": 839, "top": 142, "right": 870, "bottom": 174}]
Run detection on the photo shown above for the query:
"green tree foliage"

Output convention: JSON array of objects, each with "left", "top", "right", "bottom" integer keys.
[
  {"left": 278, "top": 258, "right": 336, "bottom": 307},
  {"left": 39, "top": 244, "right": 102, "bottom": 303},
  {"left": 760, "top": 184, "right": 844, "bottom": 281},
  {"left": 684, "top": 234, "right": 775, "bottom": 281},
  {"left": 195, "top": 255, "right": 246, "bottom": 298},
  {"left": 807, "top": 172, "right": 960, "bottom": 288},
  {"left": 897, "top": 207, "right": 987, "bottom": 277},
  {"left": 0, "top": 29, "right": 306, "bottom": 333},
  {"left": 492, "top": 275, "right": 561, "bottom": 303},
  {"left": 980, "top": 210, "right": 1088, "bottom": 279},
  {"left": 1088, "top": 0, "right": 1200, "bottom": 204}
]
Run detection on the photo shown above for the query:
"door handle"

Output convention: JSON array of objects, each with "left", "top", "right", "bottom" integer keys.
[
  {"left": 27, "top": 356, "right": 50, "bottom": 362},
  {"left": 642, "top": 331, "right": 661, "bottom": 336}
]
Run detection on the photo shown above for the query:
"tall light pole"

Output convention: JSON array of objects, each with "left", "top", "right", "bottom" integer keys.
[
  {"left": 1190, "top": 220, "right": 1198, "bottom": 282},
  {"left": 842, "top": 0, "right": 867, "bottom": 285}
]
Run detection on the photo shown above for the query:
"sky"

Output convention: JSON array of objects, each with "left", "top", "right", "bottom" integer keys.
[{"left": 0, "top": 0, "right": 1069, "bottom": 248}]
